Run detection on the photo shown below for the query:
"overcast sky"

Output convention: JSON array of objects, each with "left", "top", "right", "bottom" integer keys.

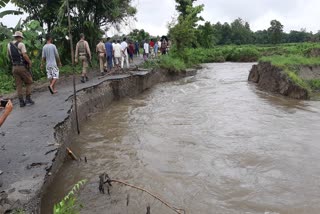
[{"left": 1, "top": 0, "right": 320, "bottom": 36}]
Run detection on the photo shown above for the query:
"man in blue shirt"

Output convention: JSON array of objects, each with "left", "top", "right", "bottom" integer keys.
[
  {"left": 135, "top": 41, "right": 140, "bottom": 57},
  {"left": 105, "top": 37, "right": 113, "bottom": 72}
]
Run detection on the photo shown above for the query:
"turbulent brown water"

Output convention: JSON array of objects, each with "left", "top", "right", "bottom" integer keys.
[{"left": 42, "top": 63, "right": 320, "bottom": 214}]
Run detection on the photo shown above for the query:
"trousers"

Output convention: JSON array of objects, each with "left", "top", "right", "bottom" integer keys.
[{"left": 12, "top": 65, "right": 33, "bottom": 98}]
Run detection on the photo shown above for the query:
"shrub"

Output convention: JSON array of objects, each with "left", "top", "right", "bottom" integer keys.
[
  {"left": 159, "top": 55, "right": 187, "bottom": 72},
  {"left": 0, "top": 72, "right": 15, "bottom": 94}
]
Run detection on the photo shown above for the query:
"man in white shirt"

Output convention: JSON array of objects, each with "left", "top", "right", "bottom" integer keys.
[
  {"left": 113, "top": 40, "right": 122, "bottom": 69},
  {"left": 144, "top": 41, "right": 149, "bottom": 60},
  {"left": 120, "top": 38, "right": 130, "bottom": 69}
]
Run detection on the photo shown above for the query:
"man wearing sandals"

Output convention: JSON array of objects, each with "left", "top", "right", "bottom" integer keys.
[{"left": 41, "top": 34, "right": 62, "bottom": 94}]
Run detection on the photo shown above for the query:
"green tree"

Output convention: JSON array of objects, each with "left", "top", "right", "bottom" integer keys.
[
  {"left": 175, "top": 0, "right": 197, "bottom": 17},
  {"left": 0, "top": 0, "right": 23, "bottom": 18},
  {"left": 11, "top": 0, "right": 59, "bottom": 31},
  {"left": 169, "top": 0, "right": 203, "bottom": 54},
  {"left": 268, "top": 19, "right": 284, "bottom": 44},
  {"left": 254, "top": 30, "right": 270, "bottom": 44},
  {"left": 230, "top": 18, "right": 253, "bottom": 45},
  {"left": 128, "top": 29, "right": 151, "bottom": 42},
  {"left": 169, "top": 4, "right": 203, "bottom": 53},
  {"left": 196, "top": 21, "right": 217, "bottom": 48}
]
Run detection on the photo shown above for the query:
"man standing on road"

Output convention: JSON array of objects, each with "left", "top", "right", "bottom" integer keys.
[
  {"left": 121, "top": 37, "right": 130, "bottom": 69},
  {"left": 96, "top": 38, "right": 106, "bottom": 76},
  {"left": 161, "top": 38, "right": 168, "bottom": 55},
  {"left": 75, "top": 33, "right": 92, "bottom": 83},
  {"left": 41, "top": 34, "right": 62, "bottom": 94},
  {"left": 7, "top": 31, "right": 35, "bottom": 107},
  {"left": 105, "top": 37, "right": 113, "bottom": 73},
  {"left": 113, "top": 40, "right": 122, "bottom": 70},
  {"left": 143, "top": 40, "right": 149, "bottom": 60},
  {"left": 135, "top": 41, "right": 140, "bottom": 57}
]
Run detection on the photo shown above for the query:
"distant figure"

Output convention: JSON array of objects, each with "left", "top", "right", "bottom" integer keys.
[
  {"left": 105, "top": 37, "right": 113, "bottom": 72},
  {"left": 135, "top": 41, "right": 140, "bottom": 56},
  {"left": 96, "top": 38, "right": 106, "bottom": 76},
  {"left": 121, "top": 37, "right": 130, "bottom": 69},
  {"left": 75, "top": 33, "right": 92, "bottom": 83},
  {"left": 143, "top": 41, "right": 149, "bottom": 60},
  {"left": 41, "top": 34, "right": 62, "bottom": 94},
  {"left": 154, "top": 40, "right": 159, "bottom": 58},
  {"left": 161, "top": 39, "right": 168, "bottom": 55},
  {"left": 0, "top": 100, "right": 13, "bottom": 127},
  {"left": 113, "top": 40, "right": 122, "bottom": 69},
  {"left": 128, "top": 42, "right": 135, "bottom": 63},
  {"left": 149, "top": 39, "right": 155, "bottom": 58},
  {"left": 7, "top": 31, "right": 34, "bottom": 107}
]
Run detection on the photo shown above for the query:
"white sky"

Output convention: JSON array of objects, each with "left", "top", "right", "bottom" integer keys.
[{"left": 1, "top": 0, "right": 320, "bottom": 36}]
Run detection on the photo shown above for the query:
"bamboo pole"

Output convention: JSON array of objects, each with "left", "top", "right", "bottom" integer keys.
[{"left": 66, "top": 0, "right": 80, "bottom": 135}]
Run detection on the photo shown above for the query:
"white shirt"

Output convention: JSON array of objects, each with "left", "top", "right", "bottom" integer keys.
[
  {"left": 113, "top": 43, "right": 122, "bottom": 58},
  {"left": 121, "top": 41, "right": 128, "bottom": 55},
  {"left": 144, "top": 43, "right": 149, "bottom": 54}
]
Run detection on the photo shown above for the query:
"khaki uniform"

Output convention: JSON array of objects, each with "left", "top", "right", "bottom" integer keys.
[
  {"left": 96, "top": 42, "right": 106, "bottom": 73},
  {"left": 7, "top": 41, "right": 33, "bottom": 99},
  {"left": 75, "top": 40, "right": 91, "bottom": 74}
]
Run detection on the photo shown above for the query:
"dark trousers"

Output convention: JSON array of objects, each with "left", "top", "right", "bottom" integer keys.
[
  {"left": 107, "top": 56, "right": 113, "bottom": 70},
  {"left": 12, "top": 66, "right": 33, "bottom": 98}
]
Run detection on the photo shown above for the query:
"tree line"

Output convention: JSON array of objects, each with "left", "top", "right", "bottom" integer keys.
[{"left": 195, "top": 18, "right": 320, "bottom": 47}]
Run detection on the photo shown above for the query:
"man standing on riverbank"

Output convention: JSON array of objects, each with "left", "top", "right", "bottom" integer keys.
[
  {"left": 135, "top": 41, "right": 140, "bottom": 57},
  {"left": 41, "top": 34, "right": 62, "bottom": 94},
  {"left": 121, "top": 37, "right": 130, "bottom": 69},
  {"left": 105, "top": 37, "right": 113, "bottom": 72},
  {"left": 96, "top": 38, "right": 106, "bottom": 76},
  {"left": 113, "top": 40, "right": 122, "bottom": 70},
  {"left": 7, "top": 31, "right": 35, "bottom": 107},
  {"left": 143, "top": 40, "right": 149, "bottom": 60},
  {"left": 75, "top": 33, "right": 92, "bottom": 83}
]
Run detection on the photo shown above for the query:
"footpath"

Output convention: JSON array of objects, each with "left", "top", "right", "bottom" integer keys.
[{"left": 0, "top": 59, "right": 145, "bottom": 213}]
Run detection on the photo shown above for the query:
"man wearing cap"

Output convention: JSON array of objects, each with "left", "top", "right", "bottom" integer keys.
[
  {"left": 7, "top": 31, "right": 35, "bottom": 107},
  {"left": 75, "top": 33, "right": 92, "bottom": 83}
]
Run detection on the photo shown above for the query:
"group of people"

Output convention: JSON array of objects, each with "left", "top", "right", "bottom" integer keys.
[
  {"left": 95, "top": 37, "right": 135, "bottom": 77},
  {"left": 3, "top": 30, "right": 172, "bottom": 112},
  {"left": 142, "top": 38, "right": 169, "bottom": 60}
]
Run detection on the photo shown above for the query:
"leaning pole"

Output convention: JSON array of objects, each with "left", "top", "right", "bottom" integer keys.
[{"left": 66, "top": 0, "right": 80, "bottom": 134}]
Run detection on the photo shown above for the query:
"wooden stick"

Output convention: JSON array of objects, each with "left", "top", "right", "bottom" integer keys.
[
  {"left": 109, "top": 179, "right": 185, "bottom": 214},
  {"left": 66, "top": 147, "right": 78, "bottom": 161}
]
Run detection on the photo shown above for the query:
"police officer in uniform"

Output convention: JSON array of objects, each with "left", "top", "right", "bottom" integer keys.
[
  {"left": 75, "top": 33, "right": 92, "bottom": 83},
  {"left": 7, "top": 31, "right": 35, "bottom": 107}
]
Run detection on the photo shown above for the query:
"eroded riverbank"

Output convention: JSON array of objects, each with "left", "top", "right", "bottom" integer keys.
[
  {"left": 0, "top": 67, "right": 196, "bottom": 213},
  {"left": 43, "top": 63, "right": 320, "bottom": 214}
]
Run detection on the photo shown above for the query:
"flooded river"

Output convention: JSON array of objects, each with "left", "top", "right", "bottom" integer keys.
[{"left": 43, "top": 63, "right": 320, "bottom": 214}]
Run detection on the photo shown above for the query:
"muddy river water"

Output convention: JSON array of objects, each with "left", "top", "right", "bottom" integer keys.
[{"left": 43, "top": 63, "right": 320, "bottom": 214}]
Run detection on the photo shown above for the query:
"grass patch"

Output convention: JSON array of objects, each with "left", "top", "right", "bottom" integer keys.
[
  {"left": 285, "top": 69, "right": 311, "bottom": 91},
  {"left": 259, "top": 55, "right": 320, "bottom": 67},
  {"left": 308, "top": 79, "right": 320, "bottom": 91},
  {"left": 158, "top": 55, "right": 187, "bottom": 72}
]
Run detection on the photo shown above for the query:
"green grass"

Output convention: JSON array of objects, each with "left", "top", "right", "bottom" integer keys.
[
  {"left": 159, "top": 55, "right": 187, "bottom": 72},
  {"left": 259, "top": 55, "right": 320, "bottom": 67},
  {"left": 308, "top": 79, "right": 320, "bottom": 91}
]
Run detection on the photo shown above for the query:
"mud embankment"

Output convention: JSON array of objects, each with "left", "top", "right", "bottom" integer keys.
[
  {"left": 248, "top": 62, "right": 310, "bottom": 99},
  {"left": 37, "top": 68, "right": 196, "bottom": 213}
]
